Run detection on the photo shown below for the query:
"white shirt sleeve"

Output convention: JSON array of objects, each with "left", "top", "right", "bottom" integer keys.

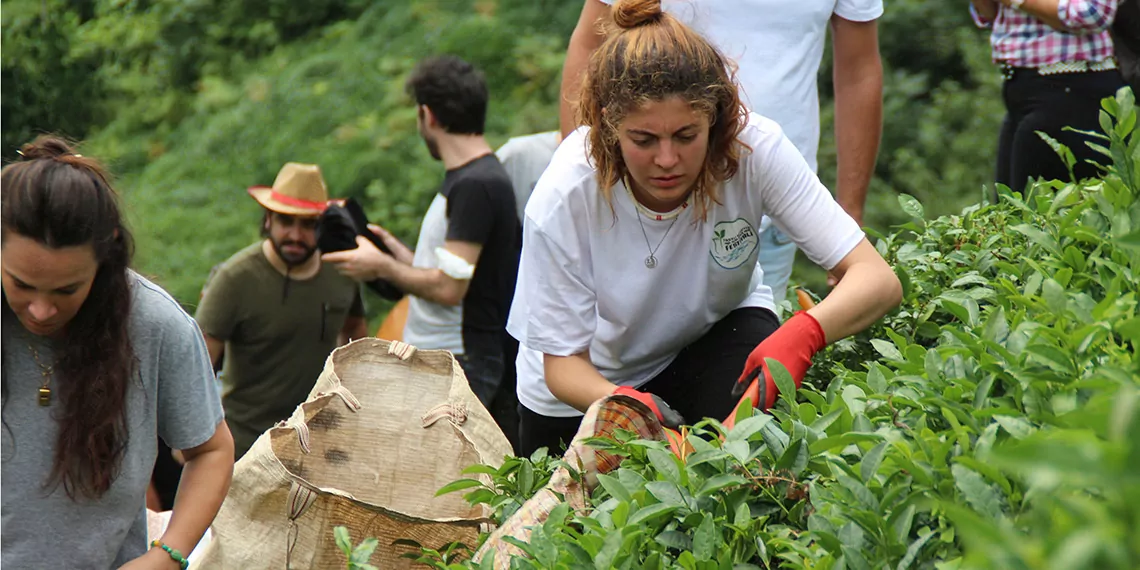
[
  {"left": 518, "top": 207, "right": 597, "bottom": 357},
  {"left": 750, "top": 121, "right": 864, "bottom": 271},
  {"left": 834, "top": 0, "right": 883, "bottom": 22}
]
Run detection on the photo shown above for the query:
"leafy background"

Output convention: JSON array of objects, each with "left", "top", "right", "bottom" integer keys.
[{"left": 2, "top": 0, "right": 1001, "bottom": 322}]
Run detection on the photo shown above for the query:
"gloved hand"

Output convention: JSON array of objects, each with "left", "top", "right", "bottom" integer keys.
[
  {"left": 733, "top": 311, "right": 827, "bottom": 410},
  {"left": 613, "top": 386, "right": 686, "bottom": 429}
]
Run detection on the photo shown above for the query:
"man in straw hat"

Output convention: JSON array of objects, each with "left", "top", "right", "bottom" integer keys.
[
  {"left": 323, "top": 55, "right": 521, "bottom": 452},
  {"left": 195, "top": 162, "right": 369, "bottom": 459}
]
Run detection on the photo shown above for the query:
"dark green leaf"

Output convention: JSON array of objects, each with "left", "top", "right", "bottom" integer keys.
[
  {"left": 951, "top": 463, "right": 1004, "bottom": 520},
  {"left": 655, "top": 530, "right": 692, "bottom": 551},
  {"left": 896, "top": 529, "right": 936, "bottom": 570},
  {"left": 725, "top": 414, "right": 773, "bottom": 442},
  {"left": 697, "top": 474, "right": 747, "bottom": 497},
  {"left": 627, "top": 502, "right": 680, "bottom": 526},
  {"left": 645, "top": 481, "right": 685, "bottom": 506},
  {"left": 435, "top": 478, "right": 483, "bottom": 497},
  {"left": 596, "top": 473, "right": 632, "bottom": 503},
  {"left": 809, "top": 433, "right": 884, "bottom": 455},
  {"left": 647, "top": 448, "right": 681, "bottom": 483},
  {"left": 692, "top": 514, "right": 718, "bottom": 561},
  {"left": 594, "top": 530, "right": 623, "bottom": 570},
  {"left": 765, "top": 357, "right": 797, "bottom": 408},
  {"left": 860, "top": 442, "right": 888, "bottom": 483}
]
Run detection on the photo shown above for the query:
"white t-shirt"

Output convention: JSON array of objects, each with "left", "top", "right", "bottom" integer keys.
[
  {"left": 508, "top": 114, "right": 864, "bottom": 417},
  {"left": 495, "top": 131, "right": 561, "bottom": 222},
  {"left": 599, "top": 0, "right": 883, "bottom": 231}
]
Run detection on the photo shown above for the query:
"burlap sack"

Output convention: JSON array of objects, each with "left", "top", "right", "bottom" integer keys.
[{"left": 197, "top": 338, "right": 513, "bottom": 568}]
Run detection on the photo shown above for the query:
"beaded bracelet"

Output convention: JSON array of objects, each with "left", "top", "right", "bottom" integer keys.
[{"left": 149, "top": 539, "right": 190, "bottom": 569}]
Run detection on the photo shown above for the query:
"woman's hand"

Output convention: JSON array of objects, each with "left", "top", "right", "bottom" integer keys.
[
  {"left": 734, "top": 311, "right": 828, "bottom": 410},
  {"left": 544, "top": 351, "right": 620, "bottom": 412},
  {"left": 613, "top": 386, "right": 686, "bottom": 429}
]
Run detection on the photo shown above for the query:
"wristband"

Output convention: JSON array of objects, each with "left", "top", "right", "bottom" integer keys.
[
  {"left": 434, "top": 247, "right": 475, "bottom": 280},
  {"left": 150, "top": 539, "right": 190, "bottom": 569}
]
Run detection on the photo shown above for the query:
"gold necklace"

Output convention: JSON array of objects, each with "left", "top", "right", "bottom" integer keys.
[{"left": 27, "top": 344, "right": 54, "bottom": 406}]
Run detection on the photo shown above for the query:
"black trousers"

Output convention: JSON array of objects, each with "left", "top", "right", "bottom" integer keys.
[
  {"left": 517, "top": 307, "right": 780, "bottom": 457},
  {"left": 456, "top": 330, "right": 520, "bottom": 455},
  {"left": 996, "top": 68, "right": 1126, "bottom": 194}
]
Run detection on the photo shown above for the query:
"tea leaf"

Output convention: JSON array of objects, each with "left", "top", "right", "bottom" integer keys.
[
  {"left": 726, "top": 414, "right": 773, "bottom": 442},
  {"left": 435, "top": 478, "right": 483, "bottom": 497},
  {"left": 645, "top": 481, "right": 685, "bottom": 507},
  {"left": 697, "top": 474, "right": 747, "bottom": 497},
  {"left": 952, "top": 463, "right": 1003, "bottom": 520},
  {"left": 692, "top": 514, "right": 718, "bottom": 561},
  {"left": 897, "top": 529, "right": 936, "bottom": 570},
  {"left": 871, "top": 339, "right": 904, "bottom": 361},
  {"left": 628, "top": 502, "right": 680, "bottom": 526},
  {"left": 647, "top": 448, "right": 681, "bottom": 484},
  {"left": 898, "top": 193, "right": 925, "bottom": 220},
  {"left": 334, "top": 526, "right": 352, "bottom": 555},
  {"left": 597, "top": 473, "right": 632, "bottom": 503}
]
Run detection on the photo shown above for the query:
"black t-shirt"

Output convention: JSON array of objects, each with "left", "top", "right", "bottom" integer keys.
[{"left": 442, "top": 154, "right": 520, "bottom": 345}]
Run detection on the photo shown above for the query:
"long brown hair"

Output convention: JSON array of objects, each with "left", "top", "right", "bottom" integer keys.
[
  {"left": 578, "top": 0, "right": 748, "bottom": 220},
  {"left": 1, "top": 135, "right": 136, "bottom": 500}
]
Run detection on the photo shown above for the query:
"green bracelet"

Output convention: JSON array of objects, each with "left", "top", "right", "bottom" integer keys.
[{"left": 150, "top": 539, "right": 189, "bottom": 569}]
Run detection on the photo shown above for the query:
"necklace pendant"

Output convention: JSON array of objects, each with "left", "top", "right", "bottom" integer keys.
[
  {"left": 38, "top": 387, "right": 51, "bottom": 407},
  {"left": 645, "top": 255, "right": 658, "bottom": 269}
]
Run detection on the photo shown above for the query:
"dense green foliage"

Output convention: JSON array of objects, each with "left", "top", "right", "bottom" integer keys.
[
  {"left": 2, "top": 0, "right": 1000, "bottom": 316},
  {"left": 387, "top": 92, "right": 1139, "bottom": 569}
]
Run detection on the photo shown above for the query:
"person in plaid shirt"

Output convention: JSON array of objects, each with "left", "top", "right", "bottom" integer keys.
[{"left": 970, "top": 0, "right": 1126, "bottom": 193}]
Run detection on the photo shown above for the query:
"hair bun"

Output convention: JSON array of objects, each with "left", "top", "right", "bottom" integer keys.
[
  {"left": 18, "top": 135, "right": 77, "bottom": 161},
  {"left": 612, "top": 0, "right": 663, "bottom": 29}
]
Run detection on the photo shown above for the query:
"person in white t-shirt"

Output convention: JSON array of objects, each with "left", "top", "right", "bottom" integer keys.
[
  {"left": 560, "top": 0, "right": 884, "bottom": 295},
  {"left": 495, "top": 130, "right": 562, "bottom": 223},
  {"left": 509, "top": 0, "right": 901, "bottom": 455}
]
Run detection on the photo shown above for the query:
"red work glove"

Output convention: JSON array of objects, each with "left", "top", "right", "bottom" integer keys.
[
  {"left": 733, "top": 311, "right": 827, "bottom": 411},
  {"left": 613, "top": 386, "right": 686, "bottom": 429}
]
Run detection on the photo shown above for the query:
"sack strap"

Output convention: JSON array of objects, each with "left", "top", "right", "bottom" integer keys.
[
  {"left": 388, "top": 340, "right": 416, "bottom": 360},
  {"left": 286, "top": 481, "right": 320, "bottom": 565},
  {"left": 421, "top": 401, "right": 469, "bottom": 428}
]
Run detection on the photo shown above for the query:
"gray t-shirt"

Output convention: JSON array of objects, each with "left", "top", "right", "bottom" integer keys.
[{"left": 2, "top": 272, "right": 224, "bottom": 568}]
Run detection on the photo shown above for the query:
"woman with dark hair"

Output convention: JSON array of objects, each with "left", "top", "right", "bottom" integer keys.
[
  {"left": 508, "top": 0, "right": 902, "bottom": 455},
  {"left": 1, "top": 136, "right": 234, "bottom": 568},
  {"left": 970, "top": 0, "right": 1126, "bottom": 193}
]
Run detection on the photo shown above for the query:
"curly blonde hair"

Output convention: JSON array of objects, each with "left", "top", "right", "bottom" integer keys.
[{"left": 578, "top": 0, "right": 748, "bottom": 220}]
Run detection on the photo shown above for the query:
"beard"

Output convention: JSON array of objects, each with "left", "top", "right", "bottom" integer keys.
[
  {"left": 271, "top": 237, "right": 317, "bottom": 267},
  {"left": 421, "top": 133, "right": 441, "bottom": 161}
]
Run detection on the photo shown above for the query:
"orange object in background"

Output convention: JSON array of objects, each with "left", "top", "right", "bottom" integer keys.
[{"left": 375, "top": 296, "right": 410, "bottom": 341}]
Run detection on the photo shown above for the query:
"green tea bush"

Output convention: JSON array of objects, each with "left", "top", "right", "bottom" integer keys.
[{"left": 370, "top": 89, "right": 1139, "bottom": 569}]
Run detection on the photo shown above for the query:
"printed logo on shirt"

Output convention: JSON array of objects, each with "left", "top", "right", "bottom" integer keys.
[{"left": 710, "top": 218, "right": 759, "bottom": 270}]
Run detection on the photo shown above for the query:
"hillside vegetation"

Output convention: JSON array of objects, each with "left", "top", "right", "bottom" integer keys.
[{"left": 3, "top": 0, "right": 1001, "bottom": 316}]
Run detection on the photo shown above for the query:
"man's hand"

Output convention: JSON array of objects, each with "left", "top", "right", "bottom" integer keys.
[
  {"left": 367, "top": 223, "right": 414, "bottom": 265},
  {"left": 613, "top": 386, "right": 685, "bottom": 429},
  {"left": 733, "top": 311, "right": 828, "bottom": 410},
  {"left": 322, "top": 235, "right": 394, "bottom": 282}
]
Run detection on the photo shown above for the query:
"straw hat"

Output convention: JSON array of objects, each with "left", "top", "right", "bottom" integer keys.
[{"left": 247, "top": 162, "right": 330, "bottom": 216}]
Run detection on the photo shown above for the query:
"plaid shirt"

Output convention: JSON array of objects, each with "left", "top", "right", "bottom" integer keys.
[{"left": 971, "top": 0, "right": 1119, "bottom": 67}]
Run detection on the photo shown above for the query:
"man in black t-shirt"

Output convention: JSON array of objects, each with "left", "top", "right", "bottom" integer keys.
[{"left": 323, "top": 55, "right": 520, "bottom": 452}]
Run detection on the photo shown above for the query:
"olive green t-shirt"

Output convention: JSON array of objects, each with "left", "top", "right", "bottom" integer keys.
[{"left": 195, "top": 243, "right": 363, "bottom": 458}]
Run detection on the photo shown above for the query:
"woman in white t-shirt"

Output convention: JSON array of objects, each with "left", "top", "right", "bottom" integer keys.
[{"left": 508, "top": 0, "right": 902, "bottom": 455}]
